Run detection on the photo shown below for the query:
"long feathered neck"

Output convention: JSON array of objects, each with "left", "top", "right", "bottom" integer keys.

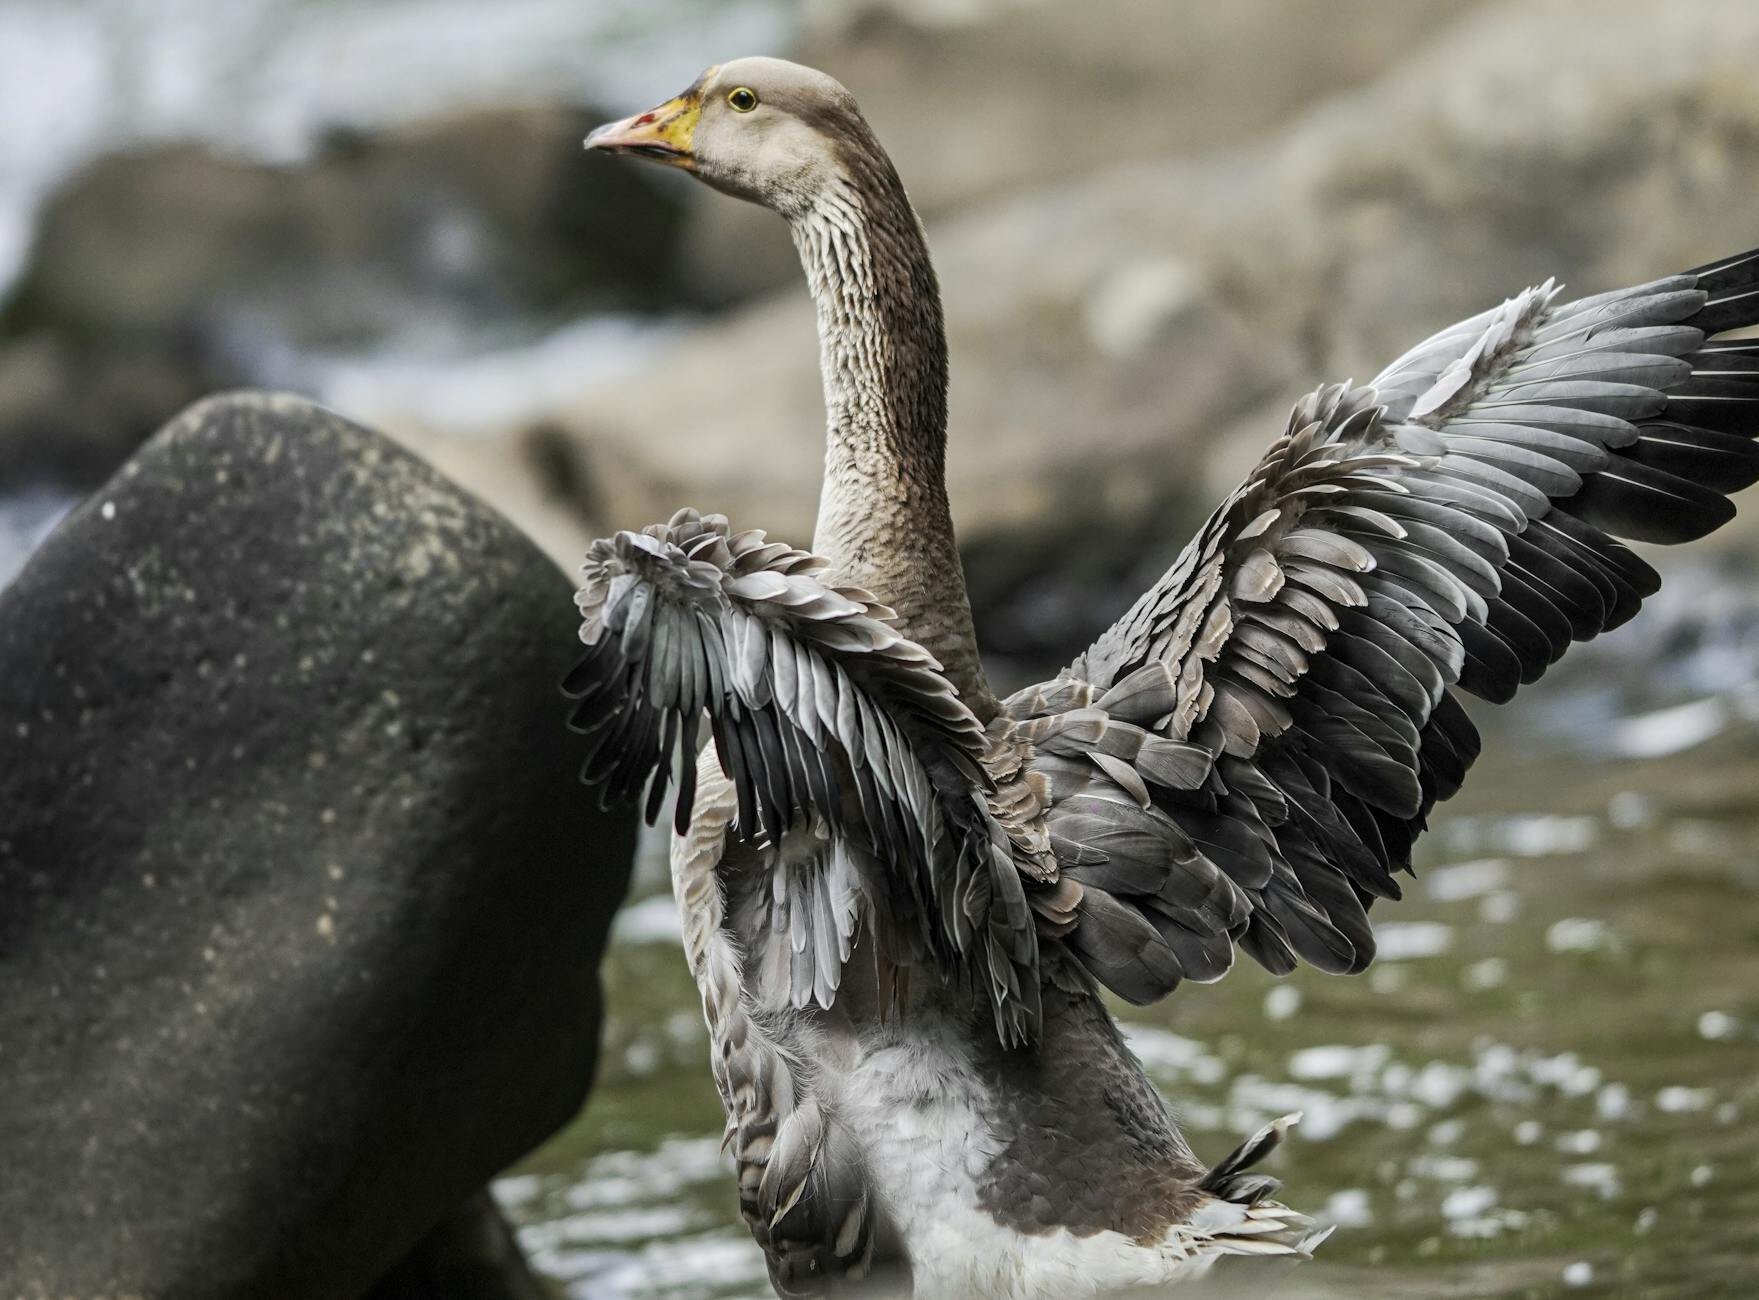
[{"left": 787, "top": 141, "right": 997, "bottom": 719}]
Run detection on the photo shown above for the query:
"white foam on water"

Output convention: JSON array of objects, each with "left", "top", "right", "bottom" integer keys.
[
  {"left": 1439, "top": 1185, "right": 1496, "bottom": 1220},
  {"left": 1426, "top": 1118, "right": 1464, "bottom": 1146},
  {"left": 1320, "top": 1188, "right": 1373, "bottom": 1229},
  {"left": 1227, "top": 1074, "right": 1371, "bottom": 1142},
  {"left": 1595, "top": 1082, "right": 1633, "bottom": 1123},
  {"left": 1286, "top": 1043, "right": 1389, "bottom": 1082},
  {"left": 1606, "top": 789, "right": 1655, "bottom": 830},
  {"left": 303, "top": 314, "right": 686, "bottom": 439},
  {"left": 1500, "top": 813, "right": 1599, "bottom": 856},
  {"left": 1655, "top": 1085, "right": 1714, "bottom": 1114},
  {"left": 0, "top": 3, "right": 110, "bottom": 290},
  {"left": 1546, "top": 917, "right": 1612, "bottom": 954},
  {"left": 1409, "top": 1153, "right": 1478, "bottom": 1183},
  {"left": 1554, "top": 1129, "right": 1601, "bottom": 1155},
  {"left": 1477, "top": 890, "right": 1520, "bottom": 924},
  {"left": 1368, "top": 964, "right": 1407, "bottom": 994},
  {"left": 1449, "top": 1206, "right": 1530, "bottom": 1239},
  {"left": 1444, "top": 812, "right": 1599, "bottom": 858},
  {"left": 564, "top": 1135, "right": 729, "bottom": 1210},
  {"left": 622, "top": 1039, "right": 661, "bottom": 1076},
  {"left": 1610, "top": 696, "right": 1727, "bottom": 758},
  {"left": 1406, "top": 1061, "right": 1468, "bottom": 1110},
  {"left": 526, "top": 1204, "right": 705, "bottom": 1249},
  {"left": 611, "top": 893, "right": 684, "bottom": 946},
  {"left": 1697, "top": 1010, "right": 1739, "bottom": 1041},
  {"left": 1372, "top": 920, "right": 1454, "bottom": 960},
  {"left": 508, "top": 1131, "right": 771, "bottom": 1297},
  {"left": 1528, "top": 1051, "right": 1602, "bottom": 1098},
  {"left": 554, "top": 1231, "right": 769, "bottom": 1299},
  {"left": 1462, "top": 957, "right": 1507, "bottom": 991},
  {"left": 1561, "top": 1162, "right": 1621, "bottom": 1199},
  {"left": 1424, "top": 857, "right": 1511, "bottom": 902},
  {"left": 1123, "top": 1023, "right": 1226, "bottom": 1085},
  {"left": 1262, "top": 984, "right": 1302, "bottom": 1022}
]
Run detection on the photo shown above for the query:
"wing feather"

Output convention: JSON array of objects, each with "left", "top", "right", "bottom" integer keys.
[
  {"left": 1034, "top": 247, "right": 1759, "bottom": 1005},
  {"left": 577, "top": 248, "right": 1759, "bottom": 1035},
  {"left": 567, "top": 509, "right": 1039, "bottom": 1043}
]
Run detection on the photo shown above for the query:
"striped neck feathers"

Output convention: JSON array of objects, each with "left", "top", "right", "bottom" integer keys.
[{"left": 787, "top": 147, "right": 995, "bottom": 718}]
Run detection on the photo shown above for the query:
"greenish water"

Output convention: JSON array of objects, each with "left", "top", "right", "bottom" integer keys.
[{"left": 501, "top": 699, "right": 1759, "bottom": 1299}]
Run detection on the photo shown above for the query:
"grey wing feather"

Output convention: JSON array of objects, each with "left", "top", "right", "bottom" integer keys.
[
  {"left": 1033, "top": 246, "right": 1759, "bottom": 1006},
  {"left": 565, "top": 508, "right": 1040, "bottom": 1044}
]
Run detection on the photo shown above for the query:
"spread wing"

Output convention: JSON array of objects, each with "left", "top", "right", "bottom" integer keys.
[
  {"left": 563, "top": 508, "right": 1040, "bottom": 1043},
  {"left": 1016, "top": 247, "right": 1759, "bottom": 1005}
]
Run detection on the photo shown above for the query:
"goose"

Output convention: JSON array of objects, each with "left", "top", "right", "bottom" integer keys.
[{"left": 568, "top": 57, "right": 1759, "bottom": 1298}]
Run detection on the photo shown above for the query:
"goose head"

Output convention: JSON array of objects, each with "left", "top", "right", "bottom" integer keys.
[{"left": 585, "top": 57, "right": 871, "bottom": 219}]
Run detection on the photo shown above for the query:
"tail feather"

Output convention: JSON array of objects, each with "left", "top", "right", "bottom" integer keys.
[
  {"left": 759, "top": 1096, "right": 884, "bottom": 1296},
  {"left": 1200, "top": 1111, "right": 1300, "bottom": 1203},
  {"left": 1176, "top": 1112, "right": 1331, "bottom": 1279}
]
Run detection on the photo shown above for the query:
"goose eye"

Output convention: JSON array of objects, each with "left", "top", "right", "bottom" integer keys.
[{"left": 727, "top": 87, "right": 758, "bottom": 113}]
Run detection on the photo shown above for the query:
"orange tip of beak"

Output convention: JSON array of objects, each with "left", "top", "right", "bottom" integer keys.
[{"left": 584, "top": 92, "right": 701, "bottom": 169}]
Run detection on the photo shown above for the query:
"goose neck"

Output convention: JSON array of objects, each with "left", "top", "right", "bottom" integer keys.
[{"left": 789, "top": 167, "right": 996, "bottom": 718}]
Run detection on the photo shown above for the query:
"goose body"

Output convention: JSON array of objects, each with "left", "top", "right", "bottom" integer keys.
[
  {"left": 572, "top": 57, "right": 1759, "bottom": 1298},
  {"left": 825, "top": 1016, "right": 1279, "bottom": 1298}
]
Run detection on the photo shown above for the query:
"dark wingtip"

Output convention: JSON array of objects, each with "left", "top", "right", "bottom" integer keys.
[
  {"left": 1686, "top": 245, "right": 1759, "bottom": 292},
  {"left": 1571, "top": 463, "right": 1738, "bottom": 544}
]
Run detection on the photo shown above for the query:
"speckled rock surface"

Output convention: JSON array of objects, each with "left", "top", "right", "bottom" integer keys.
[{"left": 0, "top": 392, "right": 635, "bottom": 1299}]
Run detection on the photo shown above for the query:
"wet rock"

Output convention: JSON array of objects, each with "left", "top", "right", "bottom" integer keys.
[
  {"left": 0, "top": 102, "right": 688, "bottom": 491},
  {"left": 365, "top": 1192, "right": 548, "bottom": 1300},
  {"left": 0, "top": 393, "right": 635, "bottom": 1299}
]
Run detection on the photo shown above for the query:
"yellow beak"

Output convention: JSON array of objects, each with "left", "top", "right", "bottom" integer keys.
[{"left": 584, "top": 90, "right": 703, "bottom": 169}]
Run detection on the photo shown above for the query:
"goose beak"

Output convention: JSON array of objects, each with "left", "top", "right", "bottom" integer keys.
[{"left": 585, "top": 91, "right": 702, "bottom": 170}]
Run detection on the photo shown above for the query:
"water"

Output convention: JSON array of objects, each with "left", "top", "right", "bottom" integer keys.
[
  {"left": 0, "top": 0, "right": 792, "bottom": 496},
  {"left": 500, "top": 706, "right": 1759, "bottom": 1298},
  {"left": 0, "top": 487, "right": 74, "bottom": 588},
  {"left": 0, "top": 0, "right": 795, "bottom": 299},
  {"left": 287, "top": 313, "right": 687, "bottom": 439}
]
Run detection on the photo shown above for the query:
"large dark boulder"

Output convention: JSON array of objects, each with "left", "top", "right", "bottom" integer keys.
[
  {"left": 0, "top": 392, "right": 635, "bottom": 1298},
  {"left": 366, "top": 1193, "right": 549, "bottom": 1300}
]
